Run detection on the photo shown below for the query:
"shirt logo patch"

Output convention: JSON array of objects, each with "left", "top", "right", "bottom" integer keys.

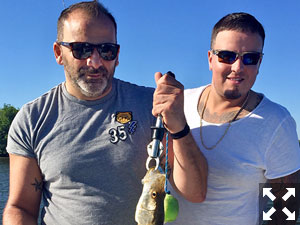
[
  {"left": 109, "top": 111, "right": 138, "bottom": 144},
  {"left": 116, "top": 112, "right": 132, "bottom": 124}
]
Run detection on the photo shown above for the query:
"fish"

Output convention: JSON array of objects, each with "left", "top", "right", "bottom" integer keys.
[{"left": 135, "top": 167, "right": 166, "bottom": 225}]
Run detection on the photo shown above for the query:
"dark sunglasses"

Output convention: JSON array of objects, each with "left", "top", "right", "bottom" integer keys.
[
  {"left": 59, "top": 42, "right": 120, "bottom": 61},
  {"left": 212, "top": 49, "right": 263, "bottom": 65}
]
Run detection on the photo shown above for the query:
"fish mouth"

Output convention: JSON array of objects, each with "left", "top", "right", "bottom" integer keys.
[{"left": 135, "top": 206, "right": 157, "bottom": 224}]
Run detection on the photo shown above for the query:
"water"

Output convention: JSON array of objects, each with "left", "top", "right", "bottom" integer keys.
[{"left": 0, "top": 157, "right": 9, "bottom": 225}]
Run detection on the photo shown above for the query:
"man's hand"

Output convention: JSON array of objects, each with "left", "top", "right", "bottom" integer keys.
[
  {"left": 152, "top": 72, "right": 186, "bottom": 134},
  {"left": 152, "top": 71, "right": 208, "bottom": 203}
]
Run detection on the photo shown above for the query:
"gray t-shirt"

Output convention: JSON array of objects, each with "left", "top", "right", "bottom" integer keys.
[{"left": 7, "top": 78, "right": 155, "bottom": 225}]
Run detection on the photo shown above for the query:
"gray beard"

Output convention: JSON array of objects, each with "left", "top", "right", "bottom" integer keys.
[
  {"left": 65, "top": 63, "right": 116, "bottom": 99},
  {"left": 76, "top": 76, "right": 109, "bottom": 98}
]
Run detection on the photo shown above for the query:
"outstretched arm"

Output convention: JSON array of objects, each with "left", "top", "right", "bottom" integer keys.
[
  {"left": 153, "top": 72, "right": 207, "bottom": 203},
  {"left": 3, "top": 154, "right": 42, "bottom": 225}
]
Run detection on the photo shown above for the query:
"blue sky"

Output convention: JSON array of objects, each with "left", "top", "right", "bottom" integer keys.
[{"left": 1, "top": 0, "right": 300, "bottom": 137}]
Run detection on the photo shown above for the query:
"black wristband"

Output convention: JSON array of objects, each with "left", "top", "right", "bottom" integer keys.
[{"left": 170, "top": 123, "right": 190, "bottom": 139}]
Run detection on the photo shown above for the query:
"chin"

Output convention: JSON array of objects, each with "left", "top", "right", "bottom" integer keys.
[
  {"left": 83, "top": 83, "right": 113, "bottom": 99},
  {"left": 223, "top": 90, "right": 241, "bottom": 99}
]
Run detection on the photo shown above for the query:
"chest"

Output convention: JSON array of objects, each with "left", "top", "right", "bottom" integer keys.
[
  {"left": 33, "top": 106, "right": 151, "bottom": 186},
  {"left": 191, "top": 124, "right": 267, "bottom": 189}
]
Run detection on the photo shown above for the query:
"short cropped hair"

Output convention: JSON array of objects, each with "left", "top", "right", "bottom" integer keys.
[
  {"left": 57, "top": 0, "right": 117, "bottom": 41},
  {"left": 210, "top": 12, "right": 265, "bottom": 49}
]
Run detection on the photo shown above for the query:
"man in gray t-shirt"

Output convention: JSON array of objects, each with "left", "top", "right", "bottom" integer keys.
[{"left": 3, "top": 1, "right": 208, "bottom": 225}]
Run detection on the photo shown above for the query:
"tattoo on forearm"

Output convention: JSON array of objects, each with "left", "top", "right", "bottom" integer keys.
[{"left": 31, "top": 178, "right": 43, "bottom": 192}]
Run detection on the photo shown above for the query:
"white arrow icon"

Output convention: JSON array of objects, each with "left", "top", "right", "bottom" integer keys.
[
  {"left": 282, "top": 207, "right": 295, "bottom": 220},
  {"left": 263, "top": 188, "right": 276, "bottom": 201},
  {"left": 282, "top": 188, "right": 295, "bottom": 201},
  {"left": 263, "top": 207, "right": 276, "bottom": 220}
]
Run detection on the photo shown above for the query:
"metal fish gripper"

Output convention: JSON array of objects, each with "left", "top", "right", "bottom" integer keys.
[
  {"left": 146, "top": 114, "right": 165, "bottom": 170},
  {"left": 145, "top": 71, "right": 175, "bottom": 170}
]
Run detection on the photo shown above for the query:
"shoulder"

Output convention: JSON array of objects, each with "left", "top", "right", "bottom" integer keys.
[
  {"left": 13, "top": 84, "right": 63, "bottom": 127},
  {"left": 258, "top": 96, "right": 298, "bottom": 154},
  {"left": 253, "top": 95, "right": 298, "bottom": 141},
  {"left": 184, "top": 85, "right": 207, "bottom": 96},
  {"left": 258, "top": 95, "right": 294, "bottom": 122},
  {"left": 22, "top": 83, "right": 63, "bottom": 110},
  {"left": 184, "top": 85, "right": 209, "bottom": 101},
  {"left": 7, "top": 84, "right": 63, "bottom": 156},
  {"left": 115, "top": 78, "right": 154, "bottom": 91},
  {"left": 114, "top": 78, "right": 154, "bottom": 99},
  {"left": 183, "top": 85, "right": 208, "bottom": 123},
  {"left": 184, "top": 85, "right": 208, "bottom": 106}
]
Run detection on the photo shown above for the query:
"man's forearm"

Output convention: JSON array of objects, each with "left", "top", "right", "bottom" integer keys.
[
  {"left": 3, "top": 206, "right": 38, "bottom": 225},
  {"left": 172, "top": 133, "right": 208, "bottom": 203}
]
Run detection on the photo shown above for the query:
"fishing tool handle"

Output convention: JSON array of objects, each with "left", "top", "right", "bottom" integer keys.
[
  {"left": 146, "top": 71, "right": 175, "bottom": 170},
  {"left": 146, "top": 115, "right": 165, "bottom": 170}
]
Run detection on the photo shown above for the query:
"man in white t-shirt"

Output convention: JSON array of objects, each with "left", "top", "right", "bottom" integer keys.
[{"left": 154, "top": 12, "right": 300, "bottom": 225}]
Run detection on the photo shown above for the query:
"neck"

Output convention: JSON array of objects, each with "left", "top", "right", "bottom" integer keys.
[
  {"left": 198, "top": 86, "right": 251, "bottom": 123},
  {"left": 211, "top": 86, "right": 250, "bottom": 112}
]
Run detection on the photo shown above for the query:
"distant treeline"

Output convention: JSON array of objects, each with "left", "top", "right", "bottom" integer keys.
[{"left": 0, "top": 104, "right": 19, "bottom": 156}]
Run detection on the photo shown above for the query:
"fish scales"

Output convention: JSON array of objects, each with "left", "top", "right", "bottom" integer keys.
[{"left": 135, "top": 168, "right": 166, "bottom": 225}]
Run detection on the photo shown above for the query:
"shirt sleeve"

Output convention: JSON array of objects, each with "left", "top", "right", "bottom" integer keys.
[
  {"left": 6, "top": 105, "right": 36, "bottom": 158},
  {"left": 264, "top": 115, "right": 300, "bottom": 179}
]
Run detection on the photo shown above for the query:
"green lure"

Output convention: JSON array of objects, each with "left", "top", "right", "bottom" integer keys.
[{"left": 164, "top": 193, "right": 179, "bottom": 223}]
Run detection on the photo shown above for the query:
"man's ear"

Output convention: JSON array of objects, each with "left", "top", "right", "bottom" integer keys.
[
  {"left": 53, "top": 42, "right": 63, "bottom": 65},
  {"left": 208, "top": 50, "right": 213, "bottom": 71}
]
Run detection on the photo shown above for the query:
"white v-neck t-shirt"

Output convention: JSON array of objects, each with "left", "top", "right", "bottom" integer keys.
[{"left": 168, "top": 86, "right": 300, "bottom": 225}]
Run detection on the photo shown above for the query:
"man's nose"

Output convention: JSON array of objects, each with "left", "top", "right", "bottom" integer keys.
[
  {"left": 86, "top": 48, "right": 103, "bottom": 69},
  {"left": 231, "top": 56, "right": 244, "bottom": 73}
]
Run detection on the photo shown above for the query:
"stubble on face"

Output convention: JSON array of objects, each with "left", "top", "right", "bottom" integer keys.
[{"left": 63, "top": 58, "right": 117, "bottom": 99}]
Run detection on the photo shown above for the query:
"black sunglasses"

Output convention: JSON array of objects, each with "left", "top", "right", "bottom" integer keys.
[
  {"left": 59, "top": 42, "right": 120, "bottom": 61},
  {"left": 212, "top": 49, "right": 263, "bottom": 65}
]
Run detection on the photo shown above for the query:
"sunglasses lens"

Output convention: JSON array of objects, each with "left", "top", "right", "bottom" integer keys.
[
  {"left": 214, "top": 50, "right": 261, "bottom": 65},
  {"left": 98, "top": 44, "right": 119, "bottom": 61},
  {"left": 71, "top": 43, "right": 93, "bottom": 60},
  {"left": 217, "top": 51, "right": 237, "bottom": 64},
  {"left": 67, "top": 42, "right": 119, "bottom": 60},
  {"left": 243, "top": 53, "right": 261, "bottom": 65}
]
